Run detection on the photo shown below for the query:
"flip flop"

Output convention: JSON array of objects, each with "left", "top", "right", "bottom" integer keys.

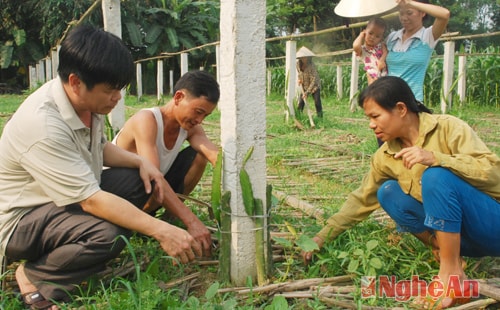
[{"left": 21, "top": 291, "right": 55, "bottom": 310}]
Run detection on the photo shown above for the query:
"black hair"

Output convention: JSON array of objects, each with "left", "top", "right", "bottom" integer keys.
[
  {"left": 174, "top": 70, "right": 220, "bottom": 104},
  {"left": 401, "top": 0, "right": 431, "bottom": 22},
  {"left": 358, "top": 76, "right": 432, "bottom": 114},
  {"left": 416, "top": 0, "right": 431, "bottom": 22},
  {"left": 367, "top": 17, "right": 387, "bottom": 30},
  {"left": 58, "top": 25, "right": 134, "bottom": 90}
]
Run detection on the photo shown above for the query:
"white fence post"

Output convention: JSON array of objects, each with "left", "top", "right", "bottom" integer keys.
[
  {"left": 37, "top": 60, "right": 45, "bottom": 84},
  {"left": 285, "top": 41, "right": 297, "bottom": 121},
  {"left": 441, "top": 40, "right": 455, "bottom": 113},
  {"left": 336, "top": 65, "right": 343, "bottom": 99},
  {"left": 51, "top": 48, "right": 59, "bottom": 78},
  {"left": 29, "top": 66, "right": 37, "bottom": 89},
  {"left": 169, "top": 70, "right": 174, "bottom": 95},
  {"left": 180, "top": 53, "right": 188, "bottom": 76},
  {"left": 457, "top": 55, "right": 466, "bottom": 105},
  {"left": 267, "top": 69, "right": 271, "bottom": 96},
  {"left": 102, "top": 0, "right": 125, "bottom": 131},
  {"left": 157, "top": 60, "right": 164, "bottom": 101},
  {"left": 45, "top": 58, "right": 52, "bottom": 81},
  {"left": 216, "top": 44, "right": 221, "bottom": 85},
  {"left": 349, "top": 52, "right": 359, "bottom": 112},
  {"left": 136, "top": 63, "right": 143, "bottom": 100}
]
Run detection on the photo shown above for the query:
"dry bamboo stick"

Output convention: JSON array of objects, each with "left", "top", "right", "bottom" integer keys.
[
  {"left": 320, "top": 295, "right": 394, "bottom": 309},
  {"left": 195, "top": 260, "right": 219, "bottom": 266},
  {"left": 312, "top": 285, "right": 357, "bottom": 295},
  {"left": 217, "top": 286, "right": 249, "bottom": 293},
  {"left": 97, "top": 261, "right": 137, "bottom": 279},
  {"left": 478, "top": 280, "right": 500, "bottom": 300},
  {"left": 318, "top": 296, "right": 360, "bottom": 309},
  {"left": 273, "top": 190, "right": 325, "bottom": 221},
  {"left": 271, "top": 231, "right": 294, "bottom": 239},
  {"left": 284, "top": 158, "right": 356, "bottom": 166},
  {"left": 176, "top": 193, "right": 210, "bottom": 208},
  {"left": 275, "top": 291, "right": 315, "bottom": 298},
  {"left": 280, "top": 284, "right": 357, "bottom": 297},
  {"left": 236, "top": 275, "right": 354, "bottom": 295},
  {"left": 451, "top": 298, "right": 498, "bottom": 310},
  {"left": 275, "top": 291, "right": 353, "bottom": 299},
  {"left": 157, "top": 272, "right": 201, "bottom": 290}
]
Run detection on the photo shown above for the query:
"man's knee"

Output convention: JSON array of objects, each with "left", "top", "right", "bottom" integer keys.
[{"left": 93, "top": 222, "right": 131, "bottom": 257}]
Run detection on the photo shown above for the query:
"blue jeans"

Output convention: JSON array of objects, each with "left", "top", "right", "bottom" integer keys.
[{"left": 378, "top": 167, "right": 500, "bottom": 257}]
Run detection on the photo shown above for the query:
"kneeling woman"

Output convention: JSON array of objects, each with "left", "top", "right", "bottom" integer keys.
[{"left": 302, "top": 76, "right": 500, "bottom": 308}]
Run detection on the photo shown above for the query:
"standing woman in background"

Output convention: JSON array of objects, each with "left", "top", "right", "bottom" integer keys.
[
  {"left": 386, "top": 0, "right": 450, "bottom": 102},
  {"left": 296, "top": 47, "right": 323, "bottom": 118}
]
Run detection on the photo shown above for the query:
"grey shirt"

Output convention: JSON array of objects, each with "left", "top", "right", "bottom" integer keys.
[{"left": 0, "top": 77, "right": 104, "bottom": 259}]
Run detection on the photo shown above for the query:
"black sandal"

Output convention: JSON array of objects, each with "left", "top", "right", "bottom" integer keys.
[{"left": 21, "top": 291, "right": 55, "bottom": 310}]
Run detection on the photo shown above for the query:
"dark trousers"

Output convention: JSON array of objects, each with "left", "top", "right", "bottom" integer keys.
[
  {"left": 298, "top": 89, "right": 323, "bottom": 117},
  {"left": 5, "top": 168, "right": 148, "bottom": 301},
  {"left": 164, "top": 146, "right": 198, "bottom": 194},
  {"left": 5, "top": 147, "right": 198, "bottom": 301}
]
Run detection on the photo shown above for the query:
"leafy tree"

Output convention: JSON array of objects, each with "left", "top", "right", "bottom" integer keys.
[
  {"left": 121, "top": 1, "right": 219, "bottom": 63},
  {"left": 0, "top": 1, "right": 45, "bottom": 86},
  {"left": 120, "top": 0, "right": 220, "bottom": 92},
  {"left": 440, "top": 0, "right": 500, "bottom": 49},
  {"left": 0, "top": 0, "right": 498, "bottom": 89},
  {"left": 0, "top": 0, "right": 220, "bottom": 89}
]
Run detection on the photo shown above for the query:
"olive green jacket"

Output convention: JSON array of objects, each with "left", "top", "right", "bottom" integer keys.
[{"left": 316, "top": 112, "right": 500, "bottom": 242}]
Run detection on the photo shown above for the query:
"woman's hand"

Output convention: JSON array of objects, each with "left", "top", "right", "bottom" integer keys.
[
  {"left": 301, "top": 236, "right": 324, "bottom": 264},
  {"left": 396, "top": 0, "right": 412, "bottom": 7},
  {"left": 394, "top": 146, "right": 436, "bottom": 169}
]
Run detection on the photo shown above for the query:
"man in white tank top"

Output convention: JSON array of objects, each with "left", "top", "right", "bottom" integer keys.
[{"left": 113, "top": 70, "right": 220, "bottom": 255}]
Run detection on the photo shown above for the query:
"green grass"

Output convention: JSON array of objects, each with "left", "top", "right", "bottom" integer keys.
[{"left": 1, "top": 91, "right": 499, "bottom": 309}]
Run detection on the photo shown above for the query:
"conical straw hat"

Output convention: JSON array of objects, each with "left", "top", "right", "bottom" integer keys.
[
  {"left": 296, "top": 46, "right": 316, "bottom": 58},
  {"left": 334, "top": 0, "right": 398, "bottom": 18}
]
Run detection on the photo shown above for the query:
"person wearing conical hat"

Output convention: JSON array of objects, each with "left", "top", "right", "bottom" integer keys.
[{"left": 296, "top": 47, "right": 323, "bottom": 118}]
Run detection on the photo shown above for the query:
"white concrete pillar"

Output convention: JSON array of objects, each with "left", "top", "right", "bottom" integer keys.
[
  {"left": 220, "top": 0, "right": 267, "bottom": 286},
  {"left": 103, "top": 0, "right": 125, "bottom": 131},
  {"left": 285, "top": 41, "right": 297, "bottom": 120},
  {"left": 441, "top": 40, "right": 455, "bottom": 113},
  {"left": 37, "top": 60, "right": 45, "bottom": 84},
  {"left": 216, "top": 44, "right": 221, "bottom": 84},
  {"left": 45, "top": 58, "right": 52, "bottom": 81},
  {"left": 180, "top": 53, "right": 189, "bottom": 76},
  {"left": 136, "top": 63, "right": 143, "bottom": 100},
  {"left": 29, "top": 66, "right": 37, "bottom": 89},
  {"left": 157, "top": 60, "right": 164, "bottom": 101},
  {"left": 336, "top": 65, "right": 343, "bottom": 99},
  {"left": 349, "top": 52, "right": 359, "bottom": 112},
  {"left": 51, "top": 48, "right": 59, "bottom": 78},
  {"left": 169, "top": 70, "right": 174, "bottom": 95},
  {"left": 457, "top": 55, "right": 466, "bottom": 105},
  {"left": 267, "top": 69, "right": 271, "bottom": 96},
  {"left": 35, "top": 64, "right": 40, "bottom": 86}
]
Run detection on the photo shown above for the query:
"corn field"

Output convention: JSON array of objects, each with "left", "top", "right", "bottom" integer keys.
[{"left": 269, "top": 46, "right": 500, "bottom": 108}]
